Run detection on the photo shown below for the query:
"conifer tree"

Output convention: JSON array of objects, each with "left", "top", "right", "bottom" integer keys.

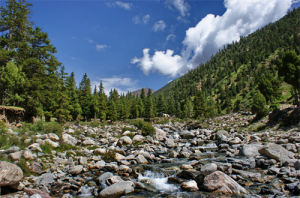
[
  {"left": 98, "top": 81, "right": 107, "bottom": 121},
  {"left": 79, "top": 73, "right": 93, "bottom": 120},
  {"left": 144, "top": 90, "right": 154, "bottom": 120},
  {"left": 65, "top": 72, "right": 82, "bottom": 120}
]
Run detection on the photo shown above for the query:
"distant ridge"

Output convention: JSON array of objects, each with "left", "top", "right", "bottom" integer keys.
[{"left": 130, "top": 88, "right": 154, "bottom": 97}]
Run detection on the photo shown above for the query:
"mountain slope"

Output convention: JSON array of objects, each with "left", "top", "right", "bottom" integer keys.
[{"left": 154, "top": 8, "right": 300, "bottom": 116}]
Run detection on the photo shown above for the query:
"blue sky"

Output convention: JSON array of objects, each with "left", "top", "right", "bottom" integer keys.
[{"left": 26, "top": 0, "right": 300, "bottom": 94}]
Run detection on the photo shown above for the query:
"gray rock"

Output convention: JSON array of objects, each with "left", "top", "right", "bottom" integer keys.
[
  {"left": 36, "top": 173, "right": 55, "bottom": 185},
  {"left": 216, "top": 130, "right": 228, "bottom": 143},
  {"left": 9, "top": 151, "right": 23, "bottom": 161},
  {"left": 155, "top": 128, "right": 167, "bottom": 141},
  {"left": 118, "top": 136, "right": 132, "bottom": 145},
  {"left": 181, "top": 180, "right": 199, "bottom": 191},
  {"left": 201, "top": 163, "right": 218, "bottom": 176},
  {"left": 132, "top": 135, "right": 144, "bottom": 142},
  {"left": 232, "top": 169, "right": 262, "bottom": 182},
  {"left": 62, "top": 134, "right": 77, "bottom": 146},
  {"left": 136, "top": 154, "right": 148, "bottom": 164},
  {"left": 165, "top": 138, "right": 176, "bottom": 148},
  {"left": 259, "top": 143, "right": 295, "bottom": 163},
  {"left": 294, "top": 160, "right": 300, "bottom": 170},
  {"left": 69, "top": 165, "right": 83, "bottom": 175},
  {"left": 98, "top": 172, "right": 114, "bottom": 189},
  {"left": 47, "top": 133, "right": 60, "bottom": 142},
  {"left": 99, "top": 181, "right": 134, "bottom": 198},
  {"left": 0, "top": 161, "right": 23, "bottom": 186},
  {"left": 203, "top": 171, "right": 248, "bottom": 194},
  {"left": 180, "top": 131, "right": 195, "bottom": 139},
  {"left": 241, "top": 144, "right": 263, "bottom": 157},
  {"left": 23, "top": 150, "right": 36, "bottom": 160}
]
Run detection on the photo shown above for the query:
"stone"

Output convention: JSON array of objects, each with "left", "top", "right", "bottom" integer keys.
[
  {"left": 0, "top": 161, "right": 23, "bottom": 186},
  {"left": 155, "top": 128, "right": 167, "bottom": 141},
  {"left": 119, "top": 136, "right": 132, "bottom": 145},
  {"left": 44, "top": 139, "right": 59, "bottom": 148},
  {"left": 47, "top": 133, "right": 60, "bottom": 142},
  {"left": 36, "top": 173, "right": 55, "bottom": 185},
  {"left": 203, "top": 171, "right": 248, "bottom": 194},
  {"left": 98, "top": 172, "right": 114, "bottom": 189},
  {"left": 79, "top": 156, "right": 88, "bottom": 166},
  {"left": 232, "top": 169, "right": 262, "bottom": 182},
  {"left": 23, "top": 188, "right": 52, "bottom": 198},
  {"left": 177, "top": 170, "right": 196, "bottom": 180},
  {"left": 9, "top": 151, "right": 23, "bottom": 161},
  {"left": 259, "top": 143, "right": 295, "bottom": 163},
  {"left": 62, "top": 133, "right": 77, "bottom": 146},
  {"left": 69, "top": 165, "right": 83, "bottom": 175},
  {"left": 229, "top": 137, "right": 242, "bottom": 145},
  {"left": 83, "top": 138, "right": 96, "bottom": 146},
  {"left": 216, "top": 130, "right": 228, "bottom": 143},
  {"left": 201, "top": 163, "right": 218, "bottom": 176},
  {"left": 241, "top": 144, "right": 263, "bottom": 157},
  {"left": 115, "top": 153, "right": 125, "bottom": 161},
  {"left": 136, "top": 154, "right": 148, "bottom": 164},
  {"left": 99, "top": 181, "right": 134, "bottom": 198},
  {"left": 181, "top": 180, "right": 199, "bottom": 191},
  {"left": 106, "top": 176, "right": 123, "bottom": 186},
  {"left": 132, "top": 135, "right": 144, "bottom": 142},
  {"left": 165, "top": 138, "right": 176, "bottom": 148},
  {"left": 94, "top": 148, "right": 106, "bottom": 155},
  {"left": 180, "top": 131, "right": 195, "bottom": 139},
  {"left": 94, "top": 160, "right": 106, "bottom": 169},
  {"left": 181, "top": 164, "right": 193, "bottom": 170},
  {"left": 294, "top": 160, "right": 300, "bottom": 170},
  {"left": 23, "top": 150, "right": 36, "bottom": 160},
  {"left": 28, "top": 143, "right": 42, "bottom": 152},
  {"left": 30, "top": 162, "right": 43, "bottom": 175}
]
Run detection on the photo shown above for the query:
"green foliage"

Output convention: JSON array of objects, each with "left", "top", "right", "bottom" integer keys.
[
  {"left": 40, "top": 142, "right": 53, "bottom": 154},
  {"left": 251, "top": 90, "right": 268, "bottom": 119},
  {"left": 89, "top": 120, "right": 100, "bottom": 128},
  {"left": 17, "top": 158, "right": 32, "bottom": 177},
  {"left": 132, "top": 119, "right": 155, "bottom": 136},
  {"left": 122, "top": 127, "right": 136, "bottom": 132},
  {"left": 102, "top": 150, "right": 116, "bottom": 162}
]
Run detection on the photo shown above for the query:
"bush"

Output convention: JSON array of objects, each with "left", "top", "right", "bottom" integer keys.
[
  {"left": 102, "top": 150, "right": 116, "bottom": 162},
  {"left": 132, "top": 119, "right": 155, "bottom": 136},
  {"left": 89, "top": 121, "right": 100, "bottom": 128},
  {"left": 42, "top": 122, "right": 63, "bottom": 137},
  {"left": 251, "top": 90, "right": 268, "bottom": 119}
]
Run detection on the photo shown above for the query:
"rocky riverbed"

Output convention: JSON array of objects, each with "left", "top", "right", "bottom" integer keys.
[{"left": 0, "top": 113, "right": 299, "bottom": 197}]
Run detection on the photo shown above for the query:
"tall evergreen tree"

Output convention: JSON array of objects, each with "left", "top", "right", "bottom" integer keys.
[
  {"left": 65, "top": 72, "right": 82, "bottom": 120},
  {"left": 79, "top": 73, "right": 93, "bottom": 120},
  {"left": 144, "top": 90, "right": 154, "bottom": 120},
  {"left": 98, "top": 81, "right": 107, "bottom": 121}
]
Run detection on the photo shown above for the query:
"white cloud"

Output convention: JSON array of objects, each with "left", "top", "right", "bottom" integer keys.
[
  {"left": 166, "top": 0, "right": 190, "bottom": 17},
  {"left": 133, "top": 14, "right": 151, "bottom": 25},
  {"left": 292, "top": 0, "right": 300, "bottom": 4},
  {"left": 143, "top": 14, "right": 151, "bottom": 24},
  {"left": 106, "top": 1, "right": 132, "bottom": 10},
  {"left": 131, "top": 48, "right": 184, "bottom": 77},
  {"left": 132, "top": 0, "right": 293, "bottom": 77},
  {"left": 166, "top": 34, "right": 176, "bottom": 41},
  {"left": 88, "top": 39, "right": 94, "bottom": 44},
  {"left": 92, "top": 77, "right": 138, "bottom": 95},
  {"left": 96, "top": 44, "right": 108, "bottom": 51},
  {"left": 153, "top": 20, "right": 166, "bottom": 32}
]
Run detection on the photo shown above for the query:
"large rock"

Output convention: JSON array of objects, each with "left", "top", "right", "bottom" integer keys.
[
  {"left": 155, "top": 128, "right": 167, "bottom": 141},
  {"left": 216, "top": 130, "right": 228, "bottom": 143},
  {"left": 9, "top": 151, "right": 23, "bottom": 161},
  {"left": 181, "top": 180, "right": 199, "bottom": 191},
  {"left": 0, "top": 161, "right": 23, "bottom": 186},
  {"left": 132, "top": 135, "right": 144, "bottom": 142},
  {"left": 44, "top": 139, "right": 59, "bottom": 148},
  {"left": 241, "top": 144, "right": 263, "bottom": 157},
  {"left": 118, "top": 136, "right": 132, "bottom": 145},
  {"left": 98, "top": 172, "right": 114, "bottom": 189},
  {"left": 201, "top": 163, "right": 218, "bottom": 176},
  {"left": 203, "top": 171, "right": 248, "bottom": 194},
  {"left": 259, "top": 143, "right": 295, "bottom": 163},
  {"left": 165, "top": 138, "right": 176, "bottom": 148},
  {"left": 47, "top": 133, "right": 60, "bottom": 142},
  {"left": 136, "top": 154, "right": 148, "bottom": 164},
  {"left": 99, "top": 181, "right": 134, "bottom": 198},
  {"left": 69, "top": 165, "right": 83, "bottom": 175},
  {"left": 62, "top": 134, "right": 78, "bottom": 146}
]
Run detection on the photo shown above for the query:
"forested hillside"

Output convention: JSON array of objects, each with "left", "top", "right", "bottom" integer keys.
[
  {"left": 155, "top": 7, "right": 300, "bottom": 118},
  {"left": 0, "top": 0, "right": 299, "bottom": 123}
]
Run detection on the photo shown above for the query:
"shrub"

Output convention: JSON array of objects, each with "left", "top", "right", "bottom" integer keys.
[
  {"left": 251, "top": 90, "right": 268, "bottom": 119},
  {"left": 102, "top": 150, "right": 116, "bottom": 162},
  {"left": 40, "top": 142, "right": 53, "bottom": 154},
  {"left": 132, "top": 119, "right": 155, "bottom": 136},
  {"left": 122, "top": 127, "right": 136, "bottom": 132},
  {"left": 89, "top": 121, "right": 100, "bottom": 128},
  {"left": 42, "top": 122, "right": 63, "bottom": 137}
]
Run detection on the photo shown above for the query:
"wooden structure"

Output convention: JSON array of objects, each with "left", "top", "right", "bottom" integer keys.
[{"left": 0, "top": 105, "right": 25, "bottom": 124}]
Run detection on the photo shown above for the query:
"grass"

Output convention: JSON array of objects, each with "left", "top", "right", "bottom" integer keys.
[
  {"left": 132, "top": 119, "right": 155, "bottom": 136},
  {"left": 122, "top": 126, "right": 136, "bottom": 132},
  {"left": 102, "top": 150, "right": 116, "bottom": 162}
]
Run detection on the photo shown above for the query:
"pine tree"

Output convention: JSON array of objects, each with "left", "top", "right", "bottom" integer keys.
[
  {"left": 251, "top": 90, "right": 268, "bottom": 119},
  {"left": 144, "top": 90, "right": 154, "bottom": 120},
  {"left": 65, "top": 72, "right": 82, "bottom": 120},
  {"left": 156, "top": 94, "right": 166, "bottom": 116},
  {"left": 193, "top": 91, "right": 206, "bottom": 119},
  {"left": 79, "top": 73, "right": 93, "bottom": 120},
  {"left": 98, "top": 81, "right": 107, "bottom": 121}
]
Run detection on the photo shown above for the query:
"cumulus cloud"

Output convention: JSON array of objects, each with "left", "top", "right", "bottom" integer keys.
[
  {"left": 153, "top": 20, "right": 167, "bottom": 32},
  {"left": 132, "top": 0, "right": 293, "bottom": 77},
  {"left": 96, "top": 44, "right": 108, "bottom": 51},
  {"left": 166, "top": 0, "right": 190, "bottom": 17},
  {"left": 92, "top": 77, "right": 138, "bottom": 95},
  {"left": 131, "top": 48, "right": 184, "bottom": 77},
  {"left": 143, "top": 14, "right": 151, "bottom": 24}
]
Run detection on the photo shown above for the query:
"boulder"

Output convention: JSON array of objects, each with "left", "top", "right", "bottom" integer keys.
[
  {"left": 23, "top": 150, "right": 36, "bottom": 160},
  {"left": 47, "top": 133, "right": 60, "bottom": 142},
  {"left": 132, "top": 135, "right": 144, "bottom": 142},
  {"left": 201, "top": 163, "right": 218, "bottom": 176},
  {"left": 44, "top": 139, "right": 59, "bottom": 148},
  {"left": 28, "top": 143, "right": 42, "bottom": 152},
  {"left": 216, "top": 130, "right": 228, "bottom": 143},
  {"left": 118, "top": 136, "right": 132, "bottom": 145},
  {"left": 83, "top": 138, "right": 97, "bottom": 146},
  {"left": 136, "top": 154, "right": 148, "bottom": 164},
  {"left": 98, "top": 172, "right": 114, "bottom": 189},
  {"left": 203, "top": 171, "right": 248, "bottom": 194},
  {"left": 181, "top": 180, "right": 199, "bottom": 191},
  {"left": 99, "top": 181, "right": 134, "bottom": 198},
  {"left": 0, "top": 161, "right": 23, "bottom": 186},
  {"left": 62, "top": 134, "right": 77, "bottom": 146},
  {"left": 232, "top": 169, "right": 262, "bottom": 182},
  {"left": 259, "top": 143, "right": 294, "bottom": 163},
  {"left": 165, "top": 138, "right": 176, "bottom": 148},
  {"left": 241, "top": 144, "right": 263, "bottom": 157},
  {"left": 69, "top": 165, "right": 83, "bottom": 175},
  {"left": 115, "top": 153, "right": 125, "bottom": 161},
  {"left": 155, "top": 128, "right": 166, "bottom": 141},
  {"left": 180, "top": 131, "right": 195, "bottom": 139}
]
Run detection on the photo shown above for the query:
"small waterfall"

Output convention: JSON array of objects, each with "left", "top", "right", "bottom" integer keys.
[
  {"left": 78, "top": 186, "right": 94, "bottom": 197},
  {"left": 138, "top": 171, "right": 179, "bottom": 192}
]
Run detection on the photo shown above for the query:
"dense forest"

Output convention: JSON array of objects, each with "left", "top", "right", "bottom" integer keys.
[
  {"left": 155, "top": 7, "right": 300, "bottom": 118},
  {"left": 0, "top": 0, "right": 299, "bottom": 123}
]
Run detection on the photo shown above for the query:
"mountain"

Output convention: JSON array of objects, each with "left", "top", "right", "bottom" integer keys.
[
  {"left": 154, "top": 8, "right": 300, "bottom": 117},
  {"left": 130, "top": 88, "right": 154, "bottom": 97}
]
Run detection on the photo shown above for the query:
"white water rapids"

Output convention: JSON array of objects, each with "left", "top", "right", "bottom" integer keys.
[{"left": 138, "top": 171, "right": 179, "bottom": 192}]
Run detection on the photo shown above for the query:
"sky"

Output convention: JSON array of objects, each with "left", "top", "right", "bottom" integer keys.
[{"left": 24, "top": 0, "right": 300, "bottom": 94}]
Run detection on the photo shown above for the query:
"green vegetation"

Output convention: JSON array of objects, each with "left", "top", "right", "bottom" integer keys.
[
  {"left": 0, "top": 0, "right": 299, "bottom": 124},
  {"left": 102, "top": 150, "right": 116, "bottom": 162},
  {"left": 132, "top": 119, "right": 155, "bottom": 136}
]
